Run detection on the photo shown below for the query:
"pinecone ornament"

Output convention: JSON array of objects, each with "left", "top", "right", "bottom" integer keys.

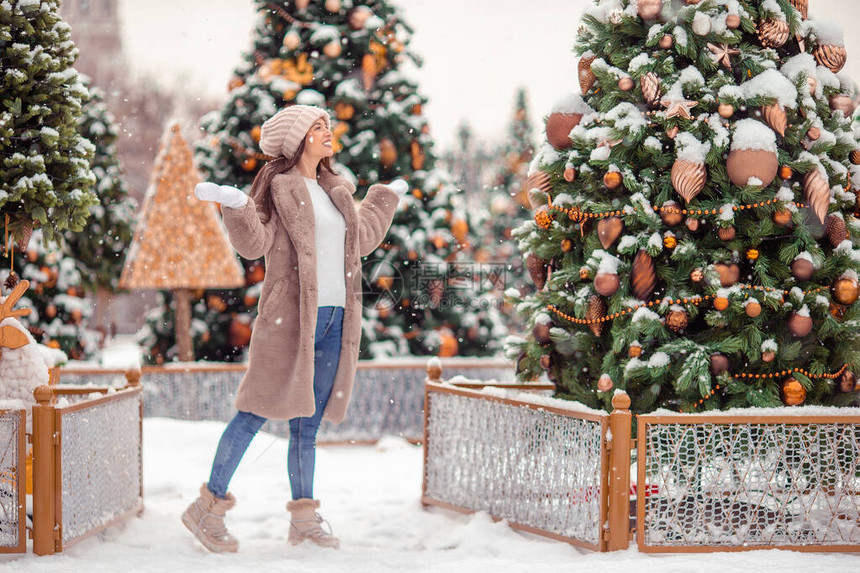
[
  {"left": 666, "top": 307, "right": 689, "bottom": 332},
  {"left": 526, "top": 253, "right": 549, "bottom": 290},
  {"left": 825, "top": 215, "right": 848, "bottom": 247},
  {"left": 579, "top": 55, "right": 596, "bottom": 94},
  {"left": 587, "top": 295, "right": 607, "bottom": 337},
  {"left": 640, "top": 72, "right": 661, "bottom": 105}
]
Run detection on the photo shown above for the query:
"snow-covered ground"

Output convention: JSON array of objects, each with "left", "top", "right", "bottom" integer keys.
[{"left": 1, "top": 418, "right": 859, "bottom": 572}]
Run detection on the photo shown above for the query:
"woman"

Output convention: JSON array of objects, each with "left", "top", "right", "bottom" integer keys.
[{"left": 182, "top": 105, "right": 406, "bottom": 552}]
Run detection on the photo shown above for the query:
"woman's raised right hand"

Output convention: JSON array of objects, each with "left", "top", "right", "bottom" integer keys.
[{"left": 194, "top": 182, "right": 249, "bottom": 209}]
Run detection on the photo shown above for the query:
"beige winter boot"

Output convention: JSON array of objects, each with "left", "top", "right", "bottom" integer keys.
[
  {"left": 181, "top": 483, "right": 239, "bottom": 553},
  {"left": 287, "top": 498, "right": 340, "bottom": 548}
]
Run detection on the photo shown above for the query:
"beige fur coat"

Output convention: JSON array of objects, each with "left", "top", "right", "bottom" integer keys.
[{"left": 221, "top": 167, "right": 398, "bottom": 422}]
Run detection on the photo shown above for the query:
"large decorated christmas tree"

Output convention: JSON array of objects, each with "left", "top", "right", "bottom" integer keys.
[
  {"left": 157, "top": 0, "right": 508, "bottom": 361},
  {"left": 509, "top": 0, "right": 860, "bottom": 413}
]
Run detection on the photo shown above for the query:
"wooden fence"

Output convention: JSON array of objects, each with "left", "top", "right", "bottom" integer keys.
[
  {"left": 0, "top": 370, "right": 143, "bottom": 556},
  {"left": 423, "top": 362, "right": 860, "bottom": 553}
]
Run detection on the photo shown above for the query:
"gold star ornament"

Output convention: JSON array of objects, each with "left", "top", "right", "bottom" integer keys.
[
  {"left": 661, "top": 99, "right": 698, "bottom": 120},
  {"left": 707, "top": 42, "right": 740, "bottom": 68}
]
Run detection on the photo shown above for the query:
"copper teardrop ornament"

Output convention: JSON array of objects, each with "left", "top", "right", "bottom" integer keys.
[
  {"left": 671, "top": 159, "right": 707, "bottom": 203},
  {"left": 803, "top": 169, "right": 831, "bottom": 224},
  {"left": 631, "top": 250, "right": 657, "bottom": 301}
]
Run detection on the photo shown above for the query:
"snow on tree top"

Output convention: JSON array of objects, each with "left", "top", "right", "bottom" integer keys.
[
  {"left": 730, "top": 119, "right": 777, "bottom": 153},
  {"left": 310, "top": 25, "right": 340, "bottom": 44},
  {"left": 550, "top": 93, "right": 592, "bottom": 116},
  {"left": 583, "top": 0, "right": 636, "bottom": 23},
  {"left": 781, "top": 53, "right": 817, "bottom": 84},
  {"left": 760, "top": 0, "right": 787, "bottom": 21},
  {"left": 675, "top": 131, "right": 711, "bottom": 164},
  {"left": 795, "top": 251, "right": 815, "bottom": 264},
  {"left": 597, "top": 252, "right": 621, "bottom": 275},
  {"left": 534, "top": 312, "right": 552, "bottom": 326},
  {"left": 663, "top": 66, "right": 705, "bottom": 101},
  {"left": 808, "top": 19, "right": 846, "bottom": 47},
  {"left": 605, "top": 102, "right": 648, "bottom": 133},
  {"left": 742, "top": 69, "right": 798, "bottom": 108},
  {"left": 296, "top": 89, "right": 326, "bottom": 106},
  {"left": 628, "top": 53, "right": 653, "bottom": 74},
  {"left": 648, "top": 352, "right": 670, "bottom": 369}
]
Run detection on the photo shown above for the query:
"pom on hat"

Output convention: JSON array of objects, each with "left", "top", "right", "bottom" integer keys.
[{"left": 259, "top": 105, "right": 331, "bottom": 160}]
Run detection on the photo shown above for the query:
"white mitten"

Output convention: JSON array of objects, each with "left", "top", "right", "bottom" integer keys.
[
  {"left": 194, "top": 182, "right": 248, "bottom": 209},
  {"left": 386, "top": 179, "right": 409, "bottom": 196}
]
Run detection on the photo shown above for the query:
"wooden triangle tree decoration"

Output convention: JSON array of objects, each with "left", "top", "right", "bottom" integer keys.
[{"left": 120, "top": 123, "right": 244, "bottom": 361}]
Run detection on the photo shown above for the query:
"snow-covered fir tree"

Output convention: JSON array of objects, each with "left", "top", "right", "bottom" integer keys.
[
  {"left": 509, "top": 0, "right": 860, "bottom": 413},
  {"left": 138, "top": 0, "right": 506, "bottom": 361},
  {"left": 0, "top": 0, "right": 97, "bottom": 248},
  {"left": 478, "top": 88, "right": 535, "bottom": 334},
  {"left": 65, "top": 81, "right": 136, "bottom": 295},
  {"left": 8, "top": 230, "right": 101, "bottom": 359}
]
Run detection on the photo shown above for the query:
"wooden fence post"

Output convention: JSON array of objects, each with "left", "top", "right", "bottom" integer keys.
[
  {"left": 125, "top": 368, "right": 144, "bottom": 508},
  {"left": 32, "top": 384, "right": 56, "bottom": 556},
  {"left": 607, "top": 391, "right": 632, "bottom": 551}
]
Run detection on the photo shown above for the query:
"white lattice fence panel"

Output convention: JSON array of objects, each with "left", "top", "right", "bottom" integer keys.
[
  {"left": 0, "top": 410, "right": 24, "bottom": 552},
  {"left": 639, "top": 420, "right": 860, "bottom": 549},
  {"left": 59, "top": 393, "right": 142, "bottom": 545},
  {"left": 424, "top": 389, "right": 606, "bottom": 546}
]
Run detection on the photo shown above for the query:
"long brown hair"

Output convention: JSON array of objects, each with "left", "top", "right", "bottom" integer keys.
[{"left": 249, "top": 138, "right": 336, "bottom": 223}]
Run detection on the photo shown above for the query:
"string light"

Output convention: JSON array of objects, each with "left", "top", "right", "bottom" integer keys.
[
  {"left": 547, "top": 196, "right": 807, "bottom": 222},
  {"left": 546, "top": 285, "right": 826, "bottom": 326},
  {"left": 693, "top": 364, "right": 850, "bottom": 408}
]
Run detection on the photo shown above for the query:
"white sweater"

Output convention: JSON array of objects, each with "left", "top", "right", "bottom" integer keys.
[{"left": 304, "top": 177, "right": 346, "bottom": 307}]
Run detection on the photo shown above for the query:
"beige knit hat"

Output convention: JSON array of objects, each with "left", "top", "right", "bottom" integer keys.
[{"left": 259, "top": 105, "right": 331, "bottom": 160}]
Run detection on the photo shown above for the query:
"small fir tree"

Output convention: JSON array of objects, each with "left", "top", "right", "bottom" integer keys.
[{"left": 0, "top": 0, "right": 97, "bottom": 249}]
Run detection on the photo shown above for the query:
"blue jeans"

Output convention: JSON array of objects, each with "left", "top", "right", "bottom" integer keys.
[{"left": 207, "top": 306, "right": 344, "bottom": 500}]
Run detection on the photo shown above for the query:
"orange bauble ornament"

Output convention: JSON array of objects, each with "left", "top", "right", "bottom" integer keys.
[
  {"left": 229, "top": 317, "right": 253, "bottom": 348},
  {"left": 593, "top": 273, "right": 620, "bottom": 297},
  {"left": 744, "top": 300, "right": 762, "bottom": 317},
  {"left": 787, "top": 311, "right": 813, "bottom": 337},
  {"left": 726, "top": 148, "right": 778, "bottom": 188},
  {"left": 334, "top": 101, "right": 355, "bottom": 120},
  {"left": 437, "top": 329, "right": 459, "bottom": 357},
  {"left": 832, "top": 276, "right": 860, "bottom": 305},
  {"left": 603, "top": 171, "right": 623, "bottom": 190},
  {"left": 661, "top": 201, "right": 684, "bottom": 226},
  {"left": 781, "top": 377, "right": 807, "bottom": 406},
  {"left": 451, "top": 218, "right": 469, "bottom": 243},
  {"left": 250, "top": 126, "right": 262, "bottom": 143},
  {"left": 242, "top": 157, "right": 257, "bottom": 171},
  {"left": 772, "top": 209, "right": 792, "bottom": 226},
  {"left": 597, "top": 374, "right": 614, "bottom": 392},
  {"left": 379, "top": 138, "right": 398, "bottom": 169},
  {"left": 713, "top": 297, "right": 730, "bottom": 311}
]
